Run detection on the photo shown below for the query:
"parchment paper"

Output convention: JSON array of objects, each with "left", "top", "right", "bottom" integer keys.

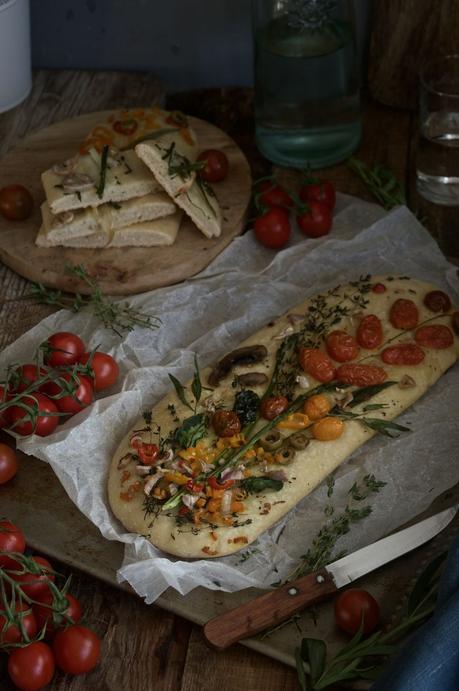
[{"left": 2, "top": 195, "right": 459, "bottom": 603}]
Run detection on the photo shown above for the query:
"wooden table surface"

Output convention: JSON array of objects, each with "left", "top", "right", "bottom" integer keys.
[{"left": 0, "top": 70, "right": 454, "bottom": 691}]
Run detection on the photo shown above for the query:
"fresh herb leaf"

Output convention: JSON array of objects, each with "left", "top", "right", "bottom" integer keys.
[
  {"left": 300, "top": 638, "right": 327, "bottom": 685},
  {"left": 173, "top": 413, "right": 208, "bottom": 449},
  {"left": 348, "top": 158, "right": 406, "bottom": 210},
  {"left": 191, "top": 354, "right": 202, "bottom": 408},
  {"left": 241, "top": 476, "right": 284, "bottom": 494},
  {"left": 349, "top": 381, "right": 397, "bottom": 407},
  {"left": 168, "top": 374, "right": 193, "bottom": 411},
  {"left": 96, "top": 144, "right": 109, "bottom": 198},
  {"left": 360, "top": 417, "right": 411, "bottom": 437},
  {"left": 326, "top": 475, "right": 335, "bottom": 498},
  {"left": 348, "top": 474, "right": 386, "bottom": 501},
  {"left": 407, "top": 552, "right": 446, "bottom": 615}
]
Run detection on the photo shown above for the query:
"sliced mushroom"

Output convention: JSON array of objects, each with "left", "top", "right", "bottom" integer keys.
[
  {"left": 288, "top": 431, "right": 310, "bottom": 450},
  {"left": 62, "top": 173, "right": 95, "bottom": 193},
  {"left": 259, "top": 429, "right": 282, "bottom": 451},
  {"left": 399, "top": 375, "right": 416, "bottom": 389},
  {"left": 52, "top": 158, "right": 77, "bottom": 176},
  {"left": 51, "top": 211, "right": 74, "bottom": 228},
  {"left": 236, "top": 372, "right": 269, "bottom": 387},
  {"left": 208, "top": 345, "right": 268, "bottom": 387}
]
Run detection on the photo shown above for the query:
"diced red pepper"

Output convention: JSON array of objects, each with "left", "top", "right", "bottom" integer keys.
[
  {"left": 179, "top": 506, "right": 190, "bottom": 516},
  {"left": 138, "top": 443, "right": 159, "bottom": 465},
  {"left": 209, "top": 476, "right": 234, "bottom": 490},
  {"left": 186, "top": 480, "right": 204, "bottom": 493}
]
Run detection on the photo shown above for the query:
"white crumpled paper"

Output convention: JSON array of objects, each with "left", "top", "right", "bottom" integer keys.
[{"left": 2, "top": 195, "right": 459, "bottom": 603}]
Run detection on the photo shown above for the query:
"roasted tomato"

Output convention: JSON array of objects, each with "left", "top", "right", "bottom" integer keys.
[{"left": 212, "top": 410, "right": 241, "bottom": 437}]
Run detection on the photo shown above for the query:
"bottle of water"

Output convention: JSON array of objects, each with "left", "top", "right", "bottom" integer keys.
[{"left": 252, "top": 0, "right": 361, "bottom": 168}]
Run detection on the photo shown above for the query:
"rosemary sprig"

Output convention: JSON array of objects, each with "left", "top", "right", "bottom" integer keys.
[
  {"left": 347, "top": 158, "right": 406, "bottom": 211},
  {"left": 96, "top": 144, "right": 109, "bottom": 198},
  {"left": 27, "top": 264, "right": 160, "bottom": 337}
]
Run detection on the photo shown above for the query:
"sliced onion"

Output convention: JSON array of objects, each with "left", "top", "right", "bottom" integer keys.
[
  {"left": 267, "top": 470, "right": 288, "bottom": 482},
  {"left": 221, "top": 490, "right": 233, "bottom": 515},
  {"left": 221, "top": 468, "right": 245, "bottom": 482},
  {"left": 169, "top": 483, "right": 178, "bottom": 496},
  {"left": 287, "top": 313, "right": 304, "bottom": 325},
  {"left": 273, "top": 325, "right": 294, "bottom": 340},
  {"left": 182, "top": 494, "right": 199, "bottom": 509},
  {"left": 200, "top": 461, "right": 214, "bottom": 473},
  {"left": 135, "top": 465, "right": 151, "bottom": 477},
  {"left": 144, "top": 473, "right": 162, "bottom": 496},
  {"left": 130, "top": 433, "right": 143, "bottom": 448}
]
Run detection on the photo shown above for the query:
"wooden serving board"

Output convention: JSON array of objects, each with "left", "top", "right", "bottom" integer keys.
[{"left": 0, "top": 111, "right": 252, "bottom": 296}]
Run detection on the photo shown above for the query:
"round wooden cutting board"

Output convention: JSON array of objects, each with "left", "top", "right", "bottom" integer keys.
[{"left": 0, "top": 111, "right": 252, "bottom": 295}]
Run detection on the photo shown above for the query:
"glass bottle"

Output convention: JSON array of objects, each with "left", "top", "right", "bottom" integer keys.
[{"left": 252, "top": 0, "right": 361, "bottom": 168}]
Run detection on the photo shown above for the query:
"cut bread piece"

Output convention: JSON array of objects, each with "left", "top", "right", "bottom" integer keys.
[
  {"left": 108, "top": 209, "right": 183, "bottom": 247},
  {"left": 99, "top": 192, "right": 176, "bottom": 230},
  {"left": 39, "top": 202, "right": 101, "bottom": 244},
  {"left": 42, "top": 149, "right": 161, "bottom": 215},
  {"left": 36, "top": 222, "right": 110, "bottom": 248},
  {"left": 136, "top": 140, "right": 222, "bottom": 238}
]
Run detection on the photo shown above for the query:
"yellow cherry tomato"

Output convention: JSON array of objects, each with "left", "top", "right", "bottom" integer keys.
[
  {"left": 313, "top": 417, "right": 345, "bottom": 441},
  {"left": 304, "top": 394, "right": 332, "bottom": 421},
  {"left": 277, "top": 412, "right": 310, "bottom": 430}
]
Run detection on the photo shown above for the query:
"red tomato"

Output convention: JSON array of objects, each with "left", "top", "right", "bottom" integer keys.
[
  {"left": 356, "top": 315, "right": 383, "bottom": 349},
  {"left": 415, "top": 324, "right": 454, "bottom": 349},
  {"left": 0, "top": 443, "right": 18, "bottom": 484},
  {"left": 42, "top": 332, "right": 85, "bottom": 367},
  {"left": 326, "top": 330, "right": 359, "bottom": 362},
  {"left": 137, "top": 443, "right": 160, "bottom": 466},
  {"left": 79, "top": 351, "right": 119, "bottom": 391},
  {"left": 299, "top": 180, "right": 336, "bottom": 210},
  {"left": 53, "top": 625, "right": 101, "bottom": 675},
  {"left": 254, "top": 207, "right": 291, "bottom": 249},
  {"left": 45, "top": 373, "right": 94, "bottom": 415},
  {"left": 165, "top": 111, "right": 188, "bottom": 128},
  {"left": 112, "top": 118, "right": 138, "bottom": 136},
  {"left": 8, "top": 641, "right": 55, "bottom": 691},
  {"left": 0, "top": 520, "right": 25, "bottom": 569},
  {"left": 0, "top": 184, "right": 33, "bottom": 221},
  {"left": 389, "top": 299, "right": 419, "bottom": 330},
  {"left": 381, "top": 343, "right": 425, "bottom": 365},
  {"left": 423, "top": 290, "right": 451, "bottom": 313},
  {"left": 372, "top": 282, "right": 386, "bottom": 294},
  {"left": 8, "top": 393, "right": 59, "bottom": 436},
  {"left": 297, "top": 201, "right": 332, "bottom": 238},
  {"left": 212, "top": 410, "right": 241, "bottom": 437},
  {"left": 9, "top": 556, "right": 55, "bottom": 599},
  {"left": 0, "top": 384, "right": 10, "bottom": 428},
  {"left": 10, "top": 364, "right": 48, "bottom": 394},
  {"left": 299, "top": 348, "right": 336, "bottom": 383},
  {"left": 33, "top": 593, "right": 82, "bottom": 639},
  {"left": 0, "top": 602, "right": 38, "bottom": 645},
  {"left": 334, "top": 588, "right": 380, "bottom": 636},
  {"left": 197, "top": 149, "right": 229, "bottom": 183},
  {"left": 260, "top": 396, "right": 289, "bottom": 420},
  {"left": 452, "top": 312, "right": 459, "bottom": 335},
  {"left": 257, "top": 180, "right": 293, "bottom": 209},
  {"left": 336, "top": 364, "right": 387, "bottom": 387}
]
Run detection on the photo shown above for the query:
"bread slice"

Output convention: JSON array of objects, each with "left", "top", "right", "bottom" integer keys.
[
  {"left": 42, "top": 149, "right": 161, "bottom": 215},
  {"left": 39, "top": 202, "right": 100, "bottom": 243},
  {"left": 136, "top": 140, "right": 222, "bottom": 238},
  {"left": 99, "top": 192, "right": 176, "bottom": 230},
  {"left": 108, "top": 210, "right": 182, "bottom": 247},
  {"left": 36, "top": 223, "right": 110, "bottom": 248}
]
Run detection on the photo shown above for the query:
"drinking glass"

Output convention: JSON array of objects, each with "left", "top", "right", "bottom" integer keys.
[
  {"left": 416, "top": 55, "right": 459, "bottom": 206},
  {"left": 252, "top": 0, "right": 361, "bottom": 169}
]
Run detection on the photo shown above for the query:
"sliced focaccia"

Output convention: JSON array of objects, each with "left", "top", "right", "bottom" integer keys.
[
  {"left": 108, "top": 276, "right": 459, "bottom": 558},
  {"left": 107, "top": 210, "right": 183, "bottom": 247}
]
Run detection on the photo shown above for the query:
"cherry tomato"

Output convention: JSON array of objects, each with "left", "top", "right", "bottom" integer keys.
[
  {"left": 79, "top": 351, "right": 119, "bottom": 391},
  {"left": 33, "top": 593, "right": 82, "bottom": 639},
  {"left": 197, "top": 149, "right": 229, "bottom": 183},
  {"left": 53, "top": 625, "right": 101, "bottom": 675},
  {"left": 9, "top": 556, "right": 55, "bottom": 599},
  {"left": 372, "top": 282, "right": 386, "bottom": 294},
  {"left": 0, "top": 184, "right": 33, "bottom": 221},
  {"left": 254, "top": 207, "right": 291, "bottom": 249},
  {"left": 0, "top": 601, "right": 38, "bottom": 645},
  {"left": 381, "top": 343, "right": 425, "bottom": 365},
  {"left": 10, "top": 364, "right": 48, "bottom": 394},
  {"left": 212, "top": 410, "right": 241, "bottom": 437},
  {"left": 165, "top": 111, "right": 188, "bottom": 128},
  {"left": 389, "top": 299, "right": 419, "bottom": 330},
  {"left": 326, "top": 330, "right": 359, "bottom": 362},
  {"left": 0, "top": 520, "right": 25, "bottom": 569},
  {"left": 42, "top": 332, "right": 85, "bottom": 367},
  {"left": 356, "top": 315, "right": 383, "bottom": 349},
  {"left": 334, "top": 588, "right": 380, "bottom": 636},
  {"left": 0, "top": 385, "right": 10, "bottom": 428},
  {"left": 260, "top": 396, "right": 289, "bottom": 420},
  {"left": 8, "top": 641, "right": 55, "bottom": 691},
  {"left": 423, "top": 290, "right": 451, "bottom": 313},
  {"left": 137, "top": 442, "right": 160, "bottom": 466},
  {"left": 0, "top": 443, "right": 18, "bottom": 484},
  {"left": 299, "top": 180, "right": 335, "bottom": 210},
  {"left": 452, "top": 312, "right": 459, "bottom": 335},
  {"left": 415, "top": 324, "right": 454, "bottom": 349},
  {"left": 8, "top": 393, "right": 59, "bottom": 436},
  {"left": 336, "top": 364, "right": 387, "bottom": 386},
  {"left": 112, "top": 118, "right": 138, "bottom": 136},
  {"left": 45, "top": 374, "right": 94, "bottom": 416},
  {"left": 257, "top": 180, "right": 293, "bottom": 209},
  {"left": 297, "top": 201, "right": 332, "bottom": 238},
  {"left": 299, "top": 348, "right": 336, "bottom": 383}
]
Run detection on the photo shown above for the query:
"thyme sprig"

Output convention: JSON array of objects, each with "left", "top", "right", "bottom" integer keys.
[
  {"left": 347, "top": 158, "right": 406, "bottom": 211},
  {"left": 27, "top": 264, "right": 160, "bottom": 337}
]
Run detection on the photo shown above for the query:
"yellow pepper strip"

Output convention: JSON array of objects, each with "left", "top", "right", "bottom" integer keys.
[
  {"left": 164, "top": 470, "right": 189, "bottom": 485},
  {"left": 277, "top": 412, "right": 311, "bottom": 430}
]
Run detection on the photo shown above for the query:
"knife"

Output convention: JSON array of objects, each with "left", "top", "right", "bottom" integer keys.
[{"left": 203, "top": 504, "right": 457, "bottom": 650}]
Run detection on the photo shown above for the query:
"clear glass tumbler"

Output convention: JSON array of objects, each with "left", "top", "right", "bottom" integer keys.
[
  {"left": 252, "top": 0, "right": 361, "bottom": 169},
  {"left": 416, "top": 55, "right": 459, "bottom": 206}
]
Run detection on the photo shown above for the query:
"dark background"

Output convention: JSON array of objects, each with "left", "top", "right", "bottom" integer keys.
[{"left": 30, "top": 0, "right": 374, "bottom": 92}]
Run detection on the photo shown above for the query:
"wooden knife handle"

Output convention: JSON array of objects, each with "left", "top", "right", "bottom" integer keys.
[{"left": 203, "top": 568, "right": 337, "bottom": 650}]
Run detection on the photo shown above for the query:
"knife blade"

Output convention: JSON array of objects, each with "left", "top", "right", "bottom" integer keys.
[{"left": 203, "top": 504, "right": 457, "bottom": 650}]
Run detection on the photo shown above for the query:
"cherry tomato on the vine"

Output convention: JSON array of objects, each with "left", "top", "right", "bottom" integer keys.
[
  {"left": 334, "top": 588, "right": 380, "bottom": 635},
  {"left": 45, "top": 373, "right": 94, "bottom": 416},
  {"left": 10, "top": 364, "right": 48, "bottom": 394},
  {"left": 257, "top": 180, "right": 293, "bottom": 209},
  {"left": 79, "top": 351, "right": 119, "bottom": 391},
  {"left": 8, "top": 641, "right": 55, "bottom": 691},
  {"left": 297, "top": 201, "right": 332, "bottom": 238},
  {"left": 0, "top": 184, "right": 33, "bottom": 221},
  {"left": 33, "top": 592, "right": 82, "bottom": 639},
  {"left": 42, "top": 332, "right": 85, "bottom": 367},
  {"left": 254, "top": 207, "right": 291, "bottom": 249},
  {"left": 0, "top": 602, "right": 38, "bottom": 645},
  {"left": 0, "top": 443, "right": 18, "bottom": 484},
  {"left": 8, "top": 392, "right": 59, "bottom": 437},
  {"left": 53, "top": 625, "right": 101, "bottom": 675},
  {"left": 197, "top": 149, "right": 229, "bottom": 183},
  {"left": 299, "top": 179, "right": 336, "bottom": 210},
  {"left": 0, "top": 520, "right": 25, "bottom": 568},
  {"left": 0, "top": 384, "right": 10, "bottom": 428},
  {"left": 8, "top": 555, "right": 55, "bottom": 599}
]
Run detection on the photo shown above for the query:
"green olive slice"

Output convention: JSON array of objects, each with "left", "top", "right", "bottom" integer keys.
[
  {"left": 275, "top": 447, "right": 296, "bottom": 464},
  {"left": 288, "top": 432, "right": 310, "bottom": 450},
  {"left": 259, "top": 429, "right": 282, "bottom": 451}
]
